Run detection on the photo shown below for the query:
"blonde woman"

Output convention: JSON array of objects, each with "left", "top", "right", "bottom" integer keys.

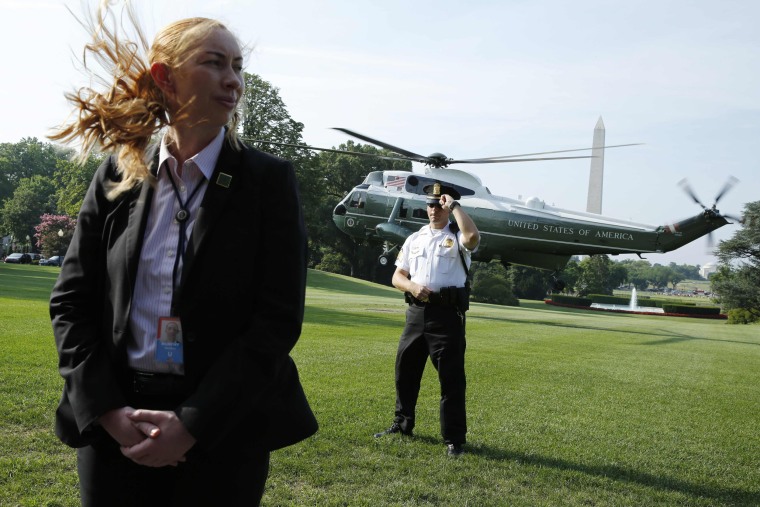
[{"left": 50, "top": 4, "right": 316, "bottom": 505}]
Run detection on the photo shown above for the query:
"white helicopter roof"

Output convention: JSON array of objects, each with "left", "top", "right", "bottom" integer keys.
[{"left": 371, "top": 169, "right": 657, "bottom": 231}]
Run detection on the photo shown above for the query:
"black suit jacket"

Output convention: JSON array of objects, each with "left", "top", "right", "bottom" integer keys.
[{"left": 50, "top": 140, "right": 318, "bottom": 455}]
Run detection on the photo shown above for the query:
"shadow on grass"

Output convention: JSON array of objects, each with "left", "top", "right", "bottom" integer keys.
[
  {"left": 389, "top": 432, "right": 759, "bottom": 502},
  {"left": 643, "top": 329, "right": 760, "bottom": 348},
  {"left": 307, "top": 269, "right": 397, "bottom": 299},
  {"left": 305, "top": 305, "right": 402, "bottom": 330},
  {"left": 467, "top": 443, "right": 759, "bottom": 504},
  {"left": 473, "top": 314, "right": 668, "bottom": 339},
  {"left": 473, "top": 314, "right": 760, "bottom": 348},
  {"left": 0, "top": 265, "right": 59, "bottom": 301}
]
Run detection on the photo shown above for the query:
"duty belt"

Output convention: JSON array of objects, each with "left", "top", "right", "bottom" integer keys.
[{"left": 404, "top": 286, "right": 469, "bottom": 308}]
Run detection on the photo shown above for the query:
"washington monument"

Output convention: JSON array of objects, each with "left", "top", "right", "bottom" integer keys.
[{"left": 586, "top": 116, "right": 605, "bottom": 214}]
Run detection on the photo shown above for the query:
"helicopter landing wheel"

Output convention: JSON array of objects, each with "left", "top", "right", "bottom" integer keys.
[{"left": 378, "top": 254, "right": 390, "bottom": 266}]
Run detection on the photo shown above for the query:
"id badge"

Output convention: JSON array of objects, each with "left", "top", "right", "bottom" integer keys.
[{"left": 155, "top": 316, "right": 184, "bottom": 365}]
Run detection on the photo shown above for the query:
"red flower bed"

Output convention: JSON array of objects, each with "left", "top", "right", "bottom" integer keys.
[{"left": 544, "top": 300, "right": 727, "bottom": 319}]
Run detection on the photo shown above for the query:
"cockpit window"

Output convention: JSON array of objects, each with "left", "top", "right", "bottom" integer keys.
[{"left": 349, "top": 191, "right": 365, "bottom": 208}]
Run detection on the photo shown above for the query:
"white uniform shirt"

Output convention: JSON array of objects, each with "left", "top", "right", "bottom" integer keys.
[{"left": 395, "top": 223, "right": 477, "bottom": 292}]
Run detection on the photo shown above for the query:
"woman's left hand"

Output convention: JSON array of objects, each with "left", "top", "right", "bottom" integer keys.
[{"left": 121, "top": 409, "right": 197, "bottom": 467}]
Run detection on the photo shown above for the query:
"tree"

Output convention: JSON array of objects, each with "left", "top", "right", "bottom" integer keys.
[
  {"left": 610, "top": 262, "right": 628, "bottom": 290},
  {"left": 239, "top": 73, "right": 311, "bottom": 162},
  {"left": 648, "top": 264, "right": 674, "bottom": 290},
  {"left": 312, "top": 142, "right": 411, "bottom": 279},
  {"left": 238, "top": 72, "right": 418, "bottom": 282},
  {"left": 0, "top": 138, "right": 62, "bottom": 205},
  {"left": 557, "top": 257, "right": 582, "bottom": 294},
  {"left": 314, "top": 248, "right": 351, "bottom": 276},
  {"left": 576, "top": 255, "right": 621, "bottom": 296},
  {"left": 470, "top": 261, "right": 519, "bottom": 306},
  {"left": 510, "top": 265, "right": 554, "bottom": 300},
  {"left": 238, "top": 73, "right": 322, "bottom": 215},
  {"left": 239, "top": 73, "right": 335, "bottom": 268},
  {"left": 34, "top": 214, "right": 76, "bottom": 257},
  {"left": 618, "top": 259, "right": 653, "bottom": 290},
  {"left": 711, "top": 201, "right": 760, "bottom": 320},
  {"left": 669, "top": 262, "right": 703, "bottom": 282},
  {"left": 666, "top": 269, "right": 685, "bottom": 290},
  {"left": 0, "top": 175, "right": 57, "bottom": 249},
  {"left": 54, "top": 152, "right": 103, "bottom": 217}
]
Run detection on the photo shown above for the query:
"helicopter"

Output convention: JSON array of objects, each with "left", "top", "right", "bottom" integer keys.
[{"left": 255, "top": 128, "right": 738, "bottom": 274}]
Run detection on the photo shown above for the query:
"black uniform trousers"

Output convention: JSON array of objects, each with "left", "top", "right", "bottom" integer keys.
[
  {"left": 76, "top": 390, "right": 270, "bottom": 507},
  {"left": 393, "top": 302, "right": 467, "bottom": 445}
]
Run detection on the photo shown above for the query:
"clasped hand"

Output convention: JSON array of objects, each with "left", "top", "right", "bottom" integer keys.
[
  {"left": 99, "top": 407, "right": 197, "bottom": 467},
  {"left": 410, "top": 281, "right": 432, "bottom": 301}
]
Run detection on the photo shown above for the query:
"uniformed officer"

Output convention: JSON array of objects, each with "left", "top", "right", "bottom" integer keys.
[{"left": 374, "top": 182, "right": 480, "bottom": 456}]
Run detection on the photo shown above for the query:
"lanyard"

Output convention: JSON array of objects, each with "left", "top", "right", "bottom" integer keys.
[{"left": 166, "top": 168, "right": 205, "bottom": 294}]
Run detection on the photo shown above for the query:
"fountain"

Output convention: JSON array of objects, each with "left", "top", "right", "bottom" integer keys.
[{"left": 590, "top": 287, "right": 664, "bottom": 314}]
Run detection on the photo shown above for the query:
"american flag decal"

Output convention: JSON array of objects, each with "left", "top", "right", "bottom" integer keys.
[{"left": 386, "top": 175, "right": 406, "bottom": 189}]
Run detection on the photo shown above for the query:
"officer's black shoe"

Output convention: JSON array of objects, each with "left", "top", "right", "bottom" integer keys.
[
  {"left": 374, "top": 422, "right": 412, "bottom": 438},
  {"left": 446, "top": 444, "right": 464, "bottom": 457}
]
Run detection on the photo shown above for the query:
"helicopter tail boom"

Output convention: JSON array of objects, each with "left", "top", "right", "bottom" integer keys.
[{"left": 656, "top": 209, "right": 730, "bottom": 253}]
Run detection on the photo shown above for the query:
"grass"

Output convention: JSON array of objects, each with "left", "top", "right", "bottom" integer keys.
[{"left": 1, "top": 264, "right": 759, "bottom": 506}]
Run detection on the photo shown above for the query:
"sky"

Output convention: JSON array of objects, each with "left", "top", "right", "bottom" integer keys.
[{"left": 1, "top": 0, "right": 758, "bottom": 268}]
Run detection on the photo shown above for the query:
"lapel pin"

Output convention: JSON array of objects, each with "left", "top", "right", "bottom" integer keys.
[{"left": 216, "top": 172, "right": 232, "bottom": 188}]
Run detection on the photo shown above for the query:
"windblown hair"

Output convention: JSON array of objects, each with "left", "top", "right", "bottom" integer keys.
[{"left": 50, "top": 2, "right": 243, "bottom": 199}]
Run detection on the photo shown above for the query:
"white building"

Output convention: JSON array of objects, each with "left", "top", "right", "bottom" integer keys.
[{"left": 700, "top": 262, "right": 717, "bottom": 279}]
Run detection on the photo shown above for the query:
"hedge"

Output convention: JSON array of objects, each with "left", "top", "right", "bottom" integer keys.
[
  {"left": 661, "top": 305, "right": 722, "bottom": 316},
  {"left": 589, "top": 294, "right": 661, "bottom": 307},
  {"left": 549, "top": 295, "right": 592, "bottom": 307},
  {"left": 589, "top": 294, "right": 628, "bottom": 305},
  {"left": 727, "top": 308, "right": 760, "bottom": 324}
]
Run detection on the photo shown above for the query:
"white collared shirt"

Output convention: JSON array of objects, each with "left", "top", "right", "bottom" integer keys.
[
  {"left": 127, "top": 129, "right": 224, "bottom": 373},
  {"left": 395, "top": 223, "right": 476, "bottom": 292}
]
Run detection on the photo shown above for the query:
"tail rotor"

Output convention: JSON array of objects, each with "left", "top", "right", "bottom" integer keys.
[{"left": 677, "top": 176, "right": 740, "bottom": 251}]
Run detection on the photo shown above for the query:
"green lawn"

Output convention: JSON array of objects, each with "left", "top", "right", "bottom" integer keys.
[{"left": 1, "top": 264, "right": 758, "bottom": 506}]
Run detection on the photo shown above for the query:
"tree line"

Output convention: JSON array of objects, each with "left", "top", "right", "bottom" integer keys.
[
  {"left": 468, "top": 256, "right": 706, "bottom": 305},
  {"left": 1, "top": 73, "right": 757, "bottom": 321}
]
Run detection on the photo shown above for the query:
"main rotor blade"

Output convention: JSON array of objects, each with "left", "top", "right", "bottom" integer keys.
[
  {"left": 471, "top": 143, "right": 643, "bottom": 161},
  {"left": 678, "top": 178, "right": 706, "bottom": 209},
  {"left": 247, "top": 139, "right": 415, "bottom": 163},
  {"left": 450, "top": 155, "right": 593, "bottom": 164},
  {"left": 722, "top": 213, "right": 743, "bottom": 223},
  {"left": 714, "top": 175, "right": 739, "bottom": 204},
  {"left": 332, "top": 128, "right": 430, "bottom": 161}
]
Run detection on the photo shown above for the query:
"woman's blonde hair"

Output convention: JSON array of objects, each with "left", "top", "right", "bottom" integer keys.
[{"left": 50, "top": 2, "right": 243, "bottom": 199}]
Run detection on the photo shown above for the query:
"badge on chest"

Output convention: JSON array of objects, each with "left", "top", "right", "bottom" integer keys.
[{"left": 155, "top": 316, "right": 184, "bottom": 365}]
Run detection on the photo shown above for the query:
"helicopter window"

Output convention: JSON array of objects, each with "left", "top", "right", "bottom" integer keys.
[
  {"left": 412, "top": 208, "right": 427, "bottom": 219},
  {"left": 349, "top": 191, "right": 365, "bottom": 208},
  {"left": 363, "top": 172, "right": 384, "bottom": 186}
]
